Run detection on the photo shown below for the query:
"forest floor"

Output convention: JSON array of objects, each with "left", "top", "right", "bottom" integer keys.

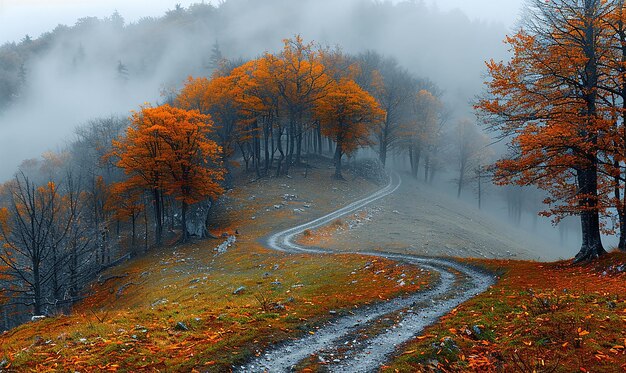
[{"left": 0, "top": 160, "right": 624, "bottom": 372}]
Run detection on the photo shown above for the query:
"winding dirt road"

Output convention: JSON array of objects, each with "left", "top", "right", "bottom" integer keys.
[{"left": 239, "top": 173, "right": 496, "bottom": 373}]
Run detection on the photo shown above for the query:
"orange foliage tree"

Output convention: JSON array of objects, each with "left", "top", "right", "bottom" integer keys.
[
  {"left": 176, "top": 75, "right": 242, "bottom": 167},
  {"left": 476, "top": 0, "right": 614, "bottom": 261},
  {"left": 314, "top": 79, "right": 385, "bottom": 179},
  {"left": 112, "top": 104, "right": 224, "bottom": 244}
]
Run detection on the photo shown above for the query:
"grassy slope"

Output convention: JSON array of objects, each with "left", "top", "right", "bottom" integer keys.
[
  {"left": 384, "top": 253, "right": 626, "bottom": 372},
  {"left": 0, "top": 165, "right": 434, "bottom": 372}
]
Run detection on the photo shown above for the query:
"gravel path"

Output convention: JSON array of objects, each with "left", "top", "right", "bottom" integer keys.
[{"left": 239, "top": 173, "right": 496, "bottom": 373}]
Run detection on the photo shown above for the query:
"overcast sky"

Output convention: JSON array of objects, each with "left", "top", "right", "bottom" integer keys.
[{"left": 0, "top": 0, "right": 525, "bottom": 44}]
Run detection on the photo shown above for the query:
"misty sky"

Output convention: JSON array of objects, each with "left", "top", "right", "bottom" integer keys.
[{"left": 0, "top": 0, "right": 524, "bottom": 44}]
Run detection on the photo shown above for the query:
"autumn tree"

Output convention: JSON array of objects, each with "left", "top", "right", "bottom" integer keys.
[
  {"left": 314, "top": 79, "right": 385, "bottom": 179},
  {"left": 112, "top": 105, "right": 224, "bottom": 244},
  {"left": 476, "top": 0, "right": 613, "bottom": 261},
  {"left": 177, "top": 75, "right": 242, "bottom": 183},
  {"left": 271, "top": 36, "right": 333, "bottom": 173}
]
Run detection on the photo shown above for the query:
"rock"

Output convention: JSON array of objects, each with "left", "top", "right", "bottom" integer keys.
[
  {"left": 31, "top": 315, "right": 46, "bottom": 322},
  {"left": 285, "top": 297, "right": 295, "bottom": 303},
  {"left": 271, "top": 281, "right": 282, "bottom": 286},
  {"left": 271, "top": 303, "right": 286, "bottom": 311},
  {"left": 273, "top": 264, "right": 280, "bottom": 271},
  {"left": 274, "top": 205, "right": 282, "bottom": 210},
  {"left": 472, "top": 325, "right": 482, "bottom": 335},
  {"left": 189, "top": 279, "right": 200, "bottom": 284},
  {"left": 151, "top": 298, "right": 168, "bottom": 307},
  {"left": 607, "top": 301, "right": 617, "bottom": 309},
  {"left": 233, "top": 286, "right": 246, "bottom": 295},
  {"left": 329, "top": 310, "right": 337, "bottom": 315},
  {"left": 175, "top": 322, "right": 189, "bottom": 331},
  {"left": 351, "top": 158, "right": 388, "bottom": 185},
  {"left": 303, "top": 203, "right": 312, "bottom": 208}
]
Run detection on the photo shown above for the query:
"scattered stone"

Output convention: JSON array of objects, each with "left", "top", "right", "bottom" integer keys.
[
  {"left": 31, "top": 315, "right": 46, "bottom": 322},
  {"left": 285, "top": 297, "right": 295, "bottom": 303},
  {"left": 607, "top": 301, "right": 617, "bottom": 310},
  {"left": 271, "top": 280, "right": 282, "bottom": 286},
  {"left": 329, "top": 310, "right": 337, "bottom": 315},
  {"left": 175, "top": 322, "right": 189, "bottom": 331},
  {"left": 189, "top": 278, "right": 200, "bottom": 284},
  {"left": 274, "top": 205, "right": 282, "bottom": 210},
  {"left": 273, "top": 264, "right": 280, "bottom": 271},
  {"left": 151, "top": 298, "right": 168, "bottom": 307},
  {"left": 271, "top": 303, "right": 286, "bottom": 311},
  {"left": 233, "top": 286, "right": 246, "bottom": 295},
  {"left": 472, "top": 325, "right": 482, "bottom": 335},
  {"left": 214, "top": 235, "right": 236, "bottom": 255}
]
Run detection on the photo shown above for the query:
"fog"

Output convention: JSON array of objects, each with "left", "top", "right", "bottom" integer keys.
[
  {"left": 0, "top": 0, "right": 516, "bottom": 180},
  {"left": 1, "top": 0, "right": 576, "bottom": 252}
]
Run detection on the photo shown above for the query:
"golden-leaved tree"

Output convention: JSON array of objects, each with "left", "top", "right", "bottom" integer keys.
[
  {"left": 314, "top": 79, "right": 385, "bottom": 179},
  {"left": 476, "top": 0, "right": 614, "bottom": 261},
  {"left": 112, "top": 104, "right": 224, "bottom": 244}
]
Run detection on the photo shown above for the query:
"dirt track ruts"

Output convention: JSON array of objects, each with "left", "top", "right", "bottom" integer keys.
[{"left": 239, "top": 172, "right": 495, "bottom": 373}]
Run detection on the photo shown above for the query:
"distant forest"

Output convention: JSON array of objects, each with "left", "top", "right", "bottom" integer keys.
[{"left": 0, "top": 0, "right": 506, "bottom": 112}]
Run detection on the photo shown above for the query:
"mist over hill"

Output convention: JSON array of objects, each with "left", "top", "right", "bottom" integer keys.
[{"left": 0, "top": 0, "right": 509, "bottom": 180}]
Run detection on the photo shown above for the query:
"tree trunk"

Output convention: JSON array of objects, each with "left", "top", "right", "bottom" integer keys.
[
  {"left": 33, "top": 264, "right": 42, "bottom": 315},
  {"left": 334, "top": 141, "right": 344, "bottom": 180},
  {"left": 413, "top": 148, "right": 421, "bottom": 179},
  {"left": 457, "top": 165, "right": 465, "bottom": 198},
  {"left": 317, "top": 123, "right": 323, "bottom": 155},
  {"left": 181, "top": 200, "right": 188, "bottom": 243},
  {"left": 131, "top": 213, "right": 136, "bottom": 254},
  {"left": 574, "top": 167, "right": 606, "bottom": 262},
  {"left": 153, "top": 188, "right": 162, "bottom": 246}
]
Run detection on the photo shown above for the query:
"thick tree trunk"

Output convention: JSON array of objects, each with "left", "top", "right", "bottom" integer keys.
[{"left": 574, "top": 167, "right": 606, "bottom": 262}]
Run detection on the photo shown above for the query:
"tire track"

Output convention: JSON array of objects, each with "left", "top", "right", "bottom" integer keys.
[{"left": 239, "top": 172, "right": 495, "bottom": 373}]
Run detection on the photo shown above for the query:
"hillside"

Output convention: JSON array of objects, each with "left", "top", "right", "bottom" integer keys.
[
  {"left": 0, "top": 162, "right": 433, "bottom": 371},
  {"left": 299, "top": 171, "right": 565, "bottom": 261},
  {"left": 0, "top": 161, "right": 624, "bottom": 372}
]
